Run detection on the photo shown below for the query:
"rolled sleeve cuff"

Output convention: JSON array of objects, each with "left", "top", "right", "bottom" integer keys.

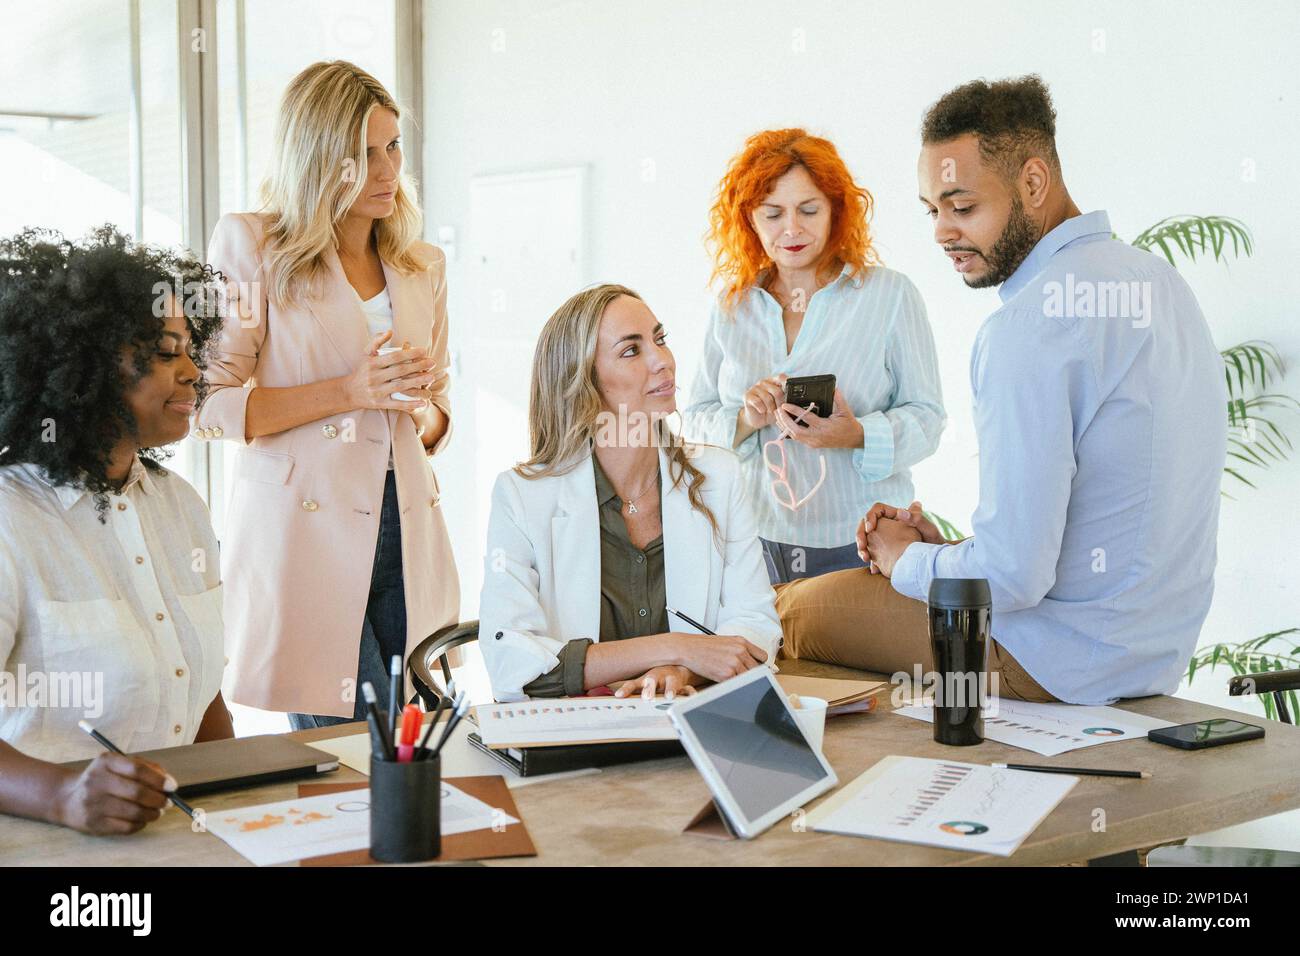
[
  {"left": 852, "top": 412, "right": 896, "bottom": 482},
  {"left": 485, "top": 629, "right": 563, "bottom": 702},
  {"left": 425, "top": 398, "right": 453, "bottom": 457},
  {"left": 560, "top": 638, "right": 592, "bottom": 696},
  {"left": 196, "top": 384, "right": 253, "bottom": 446},
  {"left": 520, "top": 638, "right": 591, "bottom": 698},
  {"left": 890, "top": 540, "right": 945, "bottom": 603}
]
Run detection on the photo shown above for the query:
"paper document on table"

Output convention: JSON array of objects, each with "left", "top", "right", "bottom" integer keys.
[
  {"left": 474, "top": 697, "right": 677, "bottom": 748},
  {"left": 307, "top": 733, "right": 376, "bottom": 775},
  {"left": 307, "top": 729, "right": 603, "bottom": 787},
  {"left": 776, "top": 675, "right": 886, "bottom": 715},
  {"left": 206, "top": 783, "right": 518, "bottom": 866},
  {"left": 892, "top": 698, "right": 1175, "bottom": 756},
  {"left": 807, "top": 755, "right": 1076, "bottom": 857}
]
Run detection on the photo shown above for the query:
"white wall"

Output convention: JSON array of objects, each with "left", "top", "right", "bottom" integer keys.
[{"left": 422, "top": 0, "right": 1300, "bottom": 721}]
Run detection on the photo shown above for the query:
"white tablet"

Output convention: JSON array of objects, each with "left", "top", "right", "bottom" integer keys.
[{"left": 668, "top": 667, "right": 838, "bottom": 839}]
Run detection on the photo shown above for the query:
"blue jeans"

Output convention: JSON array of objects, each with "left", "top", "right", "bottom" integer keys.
[
  {"left": 760, "top": 538, "right": 862, "bottom": 586},
  {"left": 289, "top": 470, "right": 408, "bottom": 730}
]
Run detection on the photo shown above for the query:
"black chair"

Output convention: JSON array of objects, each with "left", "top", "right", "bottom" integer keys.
[
  {"left": 1227, "top": 667, "right": 1299, "bottom": 724},
  {"left": 408, "top": 620, "right": 479, "bottom": 711}
]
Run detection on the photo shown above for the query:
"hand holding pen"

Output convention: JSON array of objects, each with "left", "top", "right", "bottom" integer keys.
[
  {"left": 665, "top": 607, "right": 772, "bottom": 684},
  {"left": 76, "top": 720, "right": 194, "bottom": 830}
]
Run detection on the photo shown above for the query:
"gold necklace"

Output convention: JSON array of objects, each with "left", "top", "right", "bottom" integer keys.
[{"left": 617, "top": 472, "right": 659, "bottom": 515}]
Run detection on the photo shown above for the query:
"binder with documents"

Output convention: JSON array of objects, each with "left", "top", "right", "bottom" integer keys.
[{"left": 467, "top": 731, "right": 683, "bottom": 777}]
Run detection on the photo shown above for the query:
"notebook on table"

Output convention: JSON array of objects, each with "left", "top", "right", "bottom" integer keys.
[{"left": 63, "top": 734, "right": 340, "bottom": 796}]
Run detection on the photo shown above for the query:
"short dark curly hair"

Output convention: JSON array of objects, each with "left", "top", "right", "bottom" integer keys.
[
  {"left": 922, "top": 74, "right": 1060, "bottom": 179},
  {"left": 0, "top": 224, "right": 226, "bottom": 515}
]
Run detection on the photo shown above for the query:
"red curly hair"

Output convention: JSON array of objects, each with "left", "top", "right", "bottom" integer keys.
[{"left": 706, "top": 128, "right": 881, "bottom": 312}]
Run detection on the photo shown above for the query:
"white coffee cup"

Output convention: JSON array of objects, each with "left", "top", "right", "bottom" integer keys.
[
  {"left": 789, "top": 695, "right": 828, "bottom": 752},
  {"left": 378, "top": 346, "right": 420, "bottom": 402}
]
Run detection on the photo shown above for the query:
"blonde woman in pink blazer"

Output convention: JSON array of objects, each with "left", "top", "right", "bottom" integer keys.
[{"left": 197, "top": 61, "right": 459, "bottom": 726}]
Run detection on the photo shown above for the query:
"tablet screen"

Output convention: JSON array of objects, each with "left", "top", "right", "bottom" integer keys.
[{"left": 676, "top": 675, "right": 830, "bottom": 822}]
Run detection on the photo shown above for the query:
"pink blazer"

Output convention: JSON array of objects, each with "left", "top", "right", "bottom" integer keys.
[{"left": 198, "top": 212, "right": 460, "bottom": 716}]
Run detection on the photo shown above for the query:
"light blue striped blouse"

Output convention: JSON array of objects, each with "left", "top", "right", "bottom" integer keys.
[{"left": 682, "top": 265, "right": 946, "bottom": 548}]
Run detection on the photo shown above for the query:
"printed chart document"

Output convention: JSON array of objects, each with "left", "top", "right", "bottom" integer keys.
[
  {"left": 806, "top": 755, "right": 1076, "bottom": 857},
  {"left": 892, "top": 699, "right": 1175, "bottom": 756},
  {"left": 473, "top": 697, "right": 677, "bottom": 748},
  {"left": 206, "top": 783, "right": 518, "bottom": 866}
]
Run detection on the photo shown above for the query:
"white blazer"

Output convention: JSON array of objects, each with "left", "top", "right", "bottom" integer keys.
[{"left": 479, "top": 443, "right": 783, "bottom": 701}]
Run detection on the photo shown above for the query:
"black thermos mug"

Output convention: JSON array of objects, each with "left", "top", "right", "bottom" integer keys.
[{"left": 927, "top": 578, "right": 991, "bottom": 746}]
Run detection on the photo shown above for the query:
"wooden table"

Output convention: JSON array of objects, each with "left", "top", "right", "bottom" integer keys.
[{"left": 4, "top": 659, "right": 1298, "bottom": 866}]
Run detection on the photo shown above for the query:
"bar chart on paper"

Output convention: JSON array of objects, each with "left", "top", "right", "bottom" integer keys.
[
  {"left": 892, "top": 699, "right": 1175, "bottom": 756},
  {"left": 893, "top": 761, "right": 976, "bottom": 828},
  {"left": 806, "top": 756, "right": 1078, "bottom": 856}
]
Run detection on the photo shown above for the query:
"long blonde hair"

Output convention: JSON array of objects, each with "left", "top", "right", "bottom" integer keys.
[
  {"left": 257, "top": 60, "right": 424, "bottom": 306},
  {"left": 516, "top": 284, "right": 720, "bottom": 538}
]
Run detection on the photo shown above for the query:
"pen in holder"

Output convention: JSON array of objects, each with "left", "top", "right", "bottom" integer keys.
[{"left": 370, "top": 754, "right": 441, "bottom": 863}]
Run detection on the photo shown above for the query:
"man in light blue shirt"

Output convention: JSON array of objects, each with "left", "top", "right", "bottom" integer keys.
[{"left": 861, "top": 76, "right": 1227, "bottom": 703}]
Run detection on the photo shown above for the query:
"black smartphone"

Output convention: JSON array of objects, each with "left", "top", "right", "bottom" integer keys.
[
  {"left": 783, "top": 374, "right": 836, "bottom": 425},
  {"left": 1148, "top": 718, "right": 1264, "bottom": 750}
]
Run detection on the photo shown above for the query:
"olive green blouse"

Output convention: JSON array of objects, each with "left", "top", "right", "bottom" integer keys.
[{"left": 521, "top": 457, "right": 667, "bottom": 697}]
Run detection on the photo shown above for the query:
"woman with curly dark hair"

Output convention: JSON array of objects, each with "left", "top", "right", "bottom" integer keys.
[{"left": 0, "top": 225, "right": 234, "bottom": 835}]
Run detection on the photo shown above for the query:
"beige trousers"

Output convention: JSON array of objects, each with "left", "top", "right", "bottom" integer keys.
[{"left": 773, "top": 567, "right": 1058, "bottom": 703}]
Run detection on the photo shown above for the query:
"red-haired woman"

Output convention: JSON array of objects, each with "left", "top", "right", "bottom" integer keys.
[{"left": 684, "top": 128, "right": 945, "bottom": 584}]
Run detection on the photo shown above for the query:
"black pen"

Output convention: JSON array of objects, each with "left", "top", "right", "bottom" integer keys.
[
  {"left": 428, "top": 693, "right": 470, "bottom": 760},
  {"left": 668, "top": 606, "right": 780, "bottom": 671},
  {"left": 387, "top": 655, "right": 403, "bottom": 740},
  {"left": 993, "top": 762, "right": 1151, "bottom": 779},
  {"left": 414, "top": 679, "right": 456, "bottom": 760},
  {"left": 667, "top": 606, "right": 715, "bottom": 636},
  {"left": 78, "top": 720, "right": 195, "bottom": 819},
  {"left": 362, "top": 682, "right": 395, "bottom": 762}
]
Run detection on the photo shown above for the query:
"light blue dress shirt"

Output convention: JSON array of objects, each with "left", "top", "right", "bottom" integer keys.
[
  {"left": 683, "top": 265, "right": 946, "bottom": 549},
  {"left": 891, "top": 211, "right": 1228, "bottom": 703}
]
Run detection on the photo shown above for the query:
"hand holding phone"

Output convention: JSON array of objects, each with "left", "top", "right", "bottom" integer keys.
[
  {"left": 741, "top": 374, "right": 788, "bottom": 431},
  {"left": 783, "top": 374, "right": 836, "bottom": 425}
]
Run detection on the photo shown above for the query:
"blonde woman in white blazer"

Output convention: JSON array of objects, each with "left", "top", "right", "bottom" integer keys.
[{"left": 480, "top": 284, "right": 782, "bottom": 703}]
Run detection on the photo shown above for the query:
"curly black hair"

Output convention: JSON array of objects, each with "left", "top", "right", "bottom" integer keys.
[
  {"left": 921, "top": 74, "right": 1060, "bottom": 179},
  {"left": 0, "top": 224, "right": 226, "bottom": 516}
]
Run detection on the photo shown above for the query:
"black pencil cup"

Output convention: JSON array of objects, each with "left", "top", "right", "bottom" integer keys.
[{"left": 369, "top": 755, "right": 441, "bottom": 863}]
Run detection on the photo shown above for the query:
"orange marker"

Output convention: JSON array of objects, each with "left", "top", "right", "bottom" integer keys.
[{"left": 396, "top": 704, "right": 421, "bottom": 763}]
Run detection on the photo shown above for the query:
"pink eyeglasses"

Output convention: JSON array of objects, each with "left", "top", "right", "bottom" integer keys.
[{"left": 763, "top": 403, "right": 827, "bottom": 512}]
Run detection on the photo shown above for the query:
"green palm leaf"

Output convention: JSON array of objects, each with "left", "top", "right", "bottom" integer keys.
[{"left": 1131, "top": 215, "right": 1253, "bottom": 266}]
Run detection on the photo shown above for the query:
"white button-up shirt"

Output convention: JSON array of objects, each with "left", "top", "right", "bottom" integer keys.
[
  {"left": 0, "top": 459, "right": 225, "bottom": 762},
  {"left": 683, "top": 265, "right": 946, "bottom": 548}
]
